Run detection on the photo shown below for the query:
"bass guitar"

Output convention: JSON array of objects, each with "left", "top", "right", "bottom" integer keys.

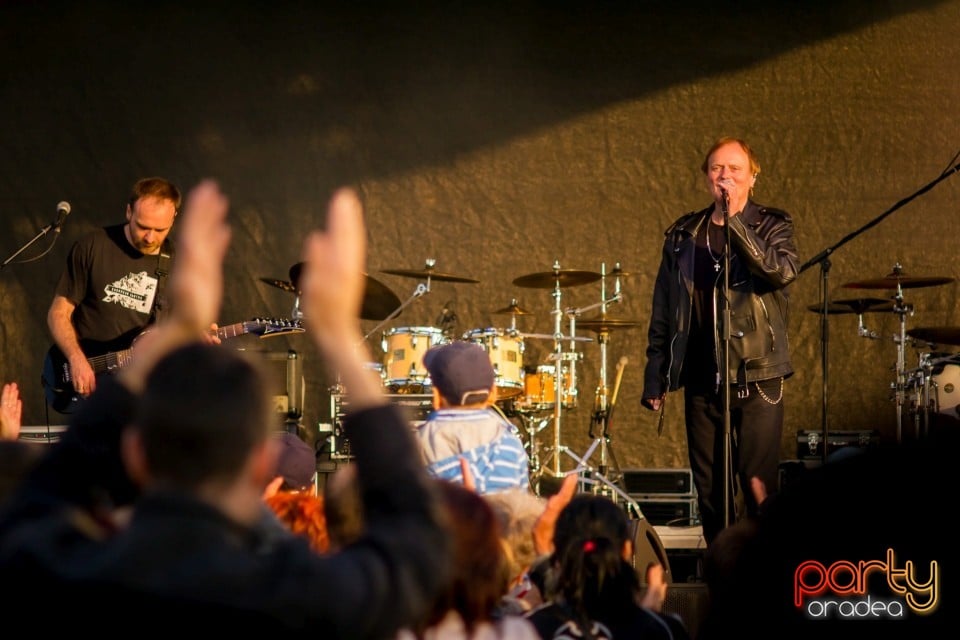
[{"left": 41, "top": 317, "right": 305, "bottom": 413}]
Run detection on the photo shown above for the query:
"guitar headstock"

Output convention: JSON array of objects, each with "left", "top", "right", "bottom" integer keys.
[{"left": 245, "top": 317, "right": 306, "bottom": 338}]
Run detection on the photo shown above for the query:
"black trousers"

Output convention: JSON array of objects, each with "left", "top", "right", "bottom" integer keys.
[{"left": 684, "top": 377, "right": 784, "bottom": 545}]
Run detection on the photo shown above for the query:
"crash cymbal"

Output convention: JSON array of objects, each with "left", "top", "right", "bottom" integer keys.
[
  {"left": 843, "top": 272, "right": 954, "bottom": 290},
  {"left": 577, "top": 317, "right": 644, "bottom": 333},
  {"left": 907, "top": 326, "right": 960, "bottom": 346},
  {"left": 358, "top": 275, "right": 403, "bottom": 320},
  {"left": 380, "top": 267, "right": 479, "bottom": 283},
  {"left": 493, "top": 299, "right": 534, "bottom": 315},
  {"left": 805, "top": 298, "right": 895, "bottom": 315},
  {"left": 281, "top": 263, "right": 402, "bottom": 321},
  {"left": 512, "top": 269, "right": 602, "bottom": 288}
]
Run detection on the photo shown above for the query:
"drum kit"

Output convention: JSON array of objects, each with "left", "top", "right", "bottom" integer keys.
[
  {"left": 261, "top": 258, "right": 643, "bottom": 506},
  {"left": 807, "top": 262, "right": 960, "bottom": 440}
]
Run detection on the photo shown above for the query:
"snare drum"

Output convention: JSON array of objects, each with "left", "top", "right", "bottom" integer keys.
[
  {"left": 463, "top": 328, "right": 524, "bottom": 400},
  {"left": 516, "top": 364, "right": 576, "bottom": 411},
  {"left": 382, "top": 326, "right": 447, "bottom": 392}
]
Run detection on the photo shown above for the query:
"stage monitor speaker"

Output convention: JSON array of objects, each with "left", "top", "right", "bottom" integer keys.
[
  {"left": 628, "top": 517, "right": 673, "bottom": 586},
  {"left": 622, "top": 468, "right": 694, "bottom": 495}
]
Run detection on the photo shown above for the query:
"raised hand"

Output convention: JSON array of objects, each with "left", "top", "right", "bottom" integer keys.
[
  {"left": 298, "top": 189, "right": 383, "bottom": 410},
  {"left": 1, "top": 382, "right": 23, "bottom": 440},
  {"left": 532, "top": 472, "right": 579, "bottom": 555},
  {"left": 298, "top": 188, "right": 366, "bottom": 342},
  {"left": 168, "top": 180, "right": 231, "bottom": 333}
]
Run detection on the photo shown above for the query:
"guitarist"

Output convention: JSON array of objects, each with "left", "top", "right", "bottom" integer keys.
[{"left": 45, "top": 177, "right": 218, "bottom": 411}]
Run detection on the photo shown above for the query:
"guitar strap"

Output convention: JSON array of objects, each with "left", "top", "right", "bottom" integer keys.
[{"left": 150, "top": 239, "right": 173, "bottom": 324}]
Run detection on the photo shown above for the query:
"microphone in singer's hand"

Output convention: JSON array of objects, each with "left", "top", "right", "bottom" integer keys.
[
  {"left": 718, "top": 179, "right": 734, "bottom": 202},
  {"left": 53, "top": 201, "right": 71, "bottom": 232}
]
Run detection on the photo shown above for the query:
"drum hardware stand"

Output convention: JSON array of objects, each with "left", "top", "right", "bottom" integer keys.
[
  {"left": 517, "top": 412, "right": 551, "bottom": 481},
  {"left": 910, "top": 352, "right": 936, "bottom": 440},
  {"left": 573, "top": 262, "right": 627, "bottom": 490},
  {"left": 536, "top": 261, "right": 587, "bottom": 482},
  {"left": 576, "top": 356, "right": 643, "bottom": 518},
  {"left": 889, "top": 277, "right": 914, "bottom": 443},
  {"left": 363, "top": 282, "right": 429, "bottom": 343}
]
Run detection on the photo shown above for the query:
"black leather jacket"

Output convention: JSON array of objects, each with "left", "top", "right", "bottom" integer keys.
[{"left": 642, "top": 201, "right": 799, "bottom": 403}]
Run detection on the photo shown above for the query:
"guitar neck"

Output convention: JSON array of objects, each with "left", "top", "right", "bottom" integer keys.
[
  {"left": 82, "top": 319, "right": 297, "bottom": 375},
  {"left": 216, "top": 321, "right": 251, "bottom": 340},
  {"left": 87, "top": 348, "right": 134, "bottom": 375}
]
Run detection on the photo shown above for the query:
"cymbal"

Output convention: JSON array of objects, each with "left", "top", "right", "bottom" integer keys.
[
  {"left": 843, "top": 272, "right": 954, "bottom": 290},
  {"left": 512, "top": 269, "right": 602, "bottom": 288},
  {"left": 357, "top": 275, "right": 403, "bottom": 320},
  {"left": 805, "top": 298, "right": 895, "bottom": 315},
  {"left": 907, "top": 326, "right": 960, "bottom": 346},
  {"left": 519, "top": 332, "right": 594, "bottom": 343},
  {"left": 274, "top": 264, "right": 402, "bottom": 321},
  {"left": 380, "top": 267, "right": 479, "bottom": 283},
  {"left": 493, "top": 300, "right": 534, "bottom": 315},
  {"left": 577, "top": 317, "right": 644, "bottom": 333}
]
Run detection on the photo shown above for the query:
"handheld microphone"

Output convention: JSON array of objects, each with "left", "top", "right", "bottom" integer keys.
[{"left": 53, "top": 201, "right": 71, "bottom": 232}]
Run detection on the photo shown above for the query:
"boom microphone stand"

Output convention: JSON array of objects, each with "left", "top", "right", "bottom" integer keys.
[{"left": 1, "top": 203, "right": 70, "bottom": 270}]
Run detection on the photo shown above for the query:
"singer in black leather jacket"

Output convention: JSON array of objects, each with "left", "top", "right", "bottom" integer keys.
[{"left": 641, "top": 137, "right": 799, "bottom": 545}]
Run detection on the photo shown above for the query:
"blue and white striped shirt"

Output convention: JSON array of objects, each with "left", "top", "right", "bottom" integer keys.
[{"left": 415, "top": 407, "right": 530, "bottom": 494}]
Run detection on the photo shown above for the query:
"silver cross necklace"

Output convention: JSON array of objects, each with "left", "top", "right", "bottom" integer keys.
[{"left": 705, "top": 220, "right": 723, "bottom": 272}]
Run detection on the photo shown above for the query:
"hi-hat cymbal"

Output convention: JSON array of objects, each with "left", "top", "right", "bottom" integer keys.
[
  {"left": 512, "top": 269, "right": 602, "bottom": 288},
  {"left": 843, "top": 272, "right": 954, "bottom": 290},
  {"left": 805, "top": 297, "right": 895, "bottom": 315},
  {"left": 493, "top": 299, "right": 534, "bottom": 315},
  {"left": 519, "top": 332, "right": 594, "bottom": 343},
  {"left": 577, "top": 317, "right": 644, "bottom": 333},
  {"left": 271, "top": 264, "right": 402, "bottom": 321},
  {"left": 380, "top": 267, "right": 479, "bottom": 283},
  {"left": 907, "top": 326, "right": 960, "bottom": 346}
]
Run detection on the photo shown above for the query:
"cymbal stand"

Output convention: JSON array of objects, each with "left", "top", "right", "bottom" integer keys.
[
  {"left": 888, "top": 270, "right": 913, "bottom": 443},
  {"left": 587, "top": 263, "right": 625, "bottom": 485},
  {"left": 576, "top": 353, "right": 642, "bottom": 518},
  {"left": 574, "top": 263, "right": 637, "bottom": 512},
  {"left": 536, "top": 261, "right": 585, "bottom": 482},
  {"left": 362, "top": 281, "right": 429, "bottom": 343}
]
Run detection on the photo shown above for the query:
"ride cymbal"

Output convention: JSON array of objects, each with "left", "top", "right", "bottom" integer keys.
[
  {"left": 380, "top": 267, "right": 479, "bottom": 283},
  {"left": 805, "top": 298, "right": 895, "bottom": 315},
  {"left": 843, "top": 272, "right": 954, "bottom": 290},
  {"left": 512, "top": 269, "right": 602, "bottom": 288},
  {"left": 907, "top": 326, "right": 960, "bottom": 346},
  {"left": 274, "top": 263, "right": 402, "bottom": 321}
]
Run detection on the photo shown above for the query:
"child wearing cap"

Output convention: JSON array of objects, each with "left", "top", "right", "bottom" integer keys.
[{"left": 416, "top": 341, "right": 530, "bottom": 494}]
